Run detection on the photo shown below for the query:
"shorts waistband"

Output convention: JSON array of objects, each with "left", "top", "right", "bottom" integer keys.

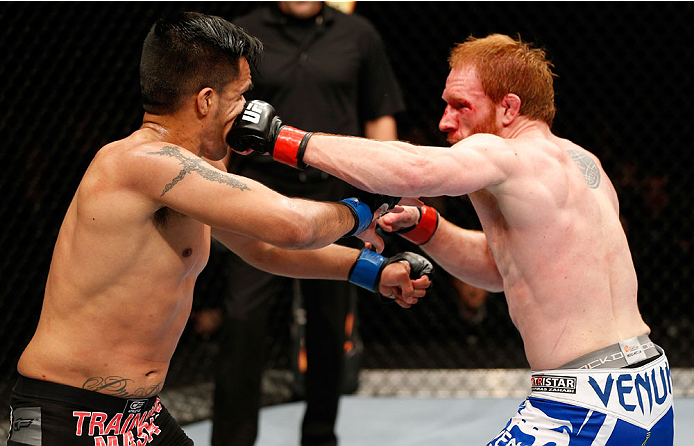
[
  {"left": 558, "top": 335, "right": 660, "bottom": 370},
  {"left": 529, "top": 351, "right": 672, "bottom": 430},
  {"left": 14, "top": 375, "right": 159, "bottom": 413}
]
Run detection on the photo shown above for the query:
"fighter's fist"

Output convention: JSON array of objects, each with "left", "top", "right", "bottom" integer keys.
[
  {"left": 379, "top": 205, "right": 439, "bottom": 245},
  {"left": 227, "top": 100, "right": 313, "bottom": 169},
  {"left": 227, "top": 100, "right": 282, "bottom": 154},
  {"left": 348, "top": 249, "right": 434, "bottom": 308}
]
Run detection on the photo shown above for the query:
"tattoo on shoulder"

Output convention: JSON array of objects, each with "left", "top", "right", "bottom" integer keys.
[
  {"left": 83, "top": 376, "right": 163, "bottom": 398},
  {"left": 148, "top": 145, "right": 250, "bottom": 196},
  {"left": 567, "top": 149, "right": 600, "bottom": 189}
]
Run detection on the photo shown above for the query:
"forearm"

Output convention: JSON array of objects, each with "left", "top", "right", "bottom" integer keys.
[
  {"left": 420, "top": 216, "right": 504, "bottom": 292},
  {"left": 222, "top": 234, "right": 359, "bottom": 279},
  {"left": 214, "top": 228, "right": 432, "bottom": 307},
  {"left": 257, "top": 198, "right": 356, "bottom": 250},
  {"left": 303, "top": 134, "right": 441, "bottom": 197}
]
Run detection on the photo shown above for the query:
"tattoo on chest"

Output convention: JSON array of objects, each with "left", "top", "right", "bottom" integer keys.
[
  {"left": 567, "top": 150, "right": 601, "bottom": 189},
  {"left": 83, "top": 376, "right": 163, "bottom": 398},
  {"left": 149, "top": 145, "right": 250, "bottom": 196}
]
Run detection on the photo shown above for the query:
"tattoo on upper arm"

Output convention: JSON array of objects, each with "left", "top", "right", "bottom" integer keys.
[
  {"left": 149, "top": 145, "right": 250, "bottom": 196},
  {"left": 567, "top": 150, "right": 600, "bottom": 189},
  {"left": 83, "top": 376, "right": 163, "bottom": 398}
]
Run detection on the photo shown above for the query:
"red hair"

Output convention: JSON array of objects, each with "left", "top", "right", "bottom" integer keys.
[{"left": 449, "top": 34, "right": 557, "bottom": 126}]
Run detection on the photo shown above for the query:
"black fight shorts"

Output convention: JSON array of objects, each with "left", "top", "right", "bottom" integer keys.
[{"left": 8, "top": 375, "right": 193, "bottom": 446}]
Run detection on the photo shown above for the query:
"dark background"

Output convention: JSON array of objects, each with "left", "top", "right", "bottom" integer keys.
[{"left": 1, "top": 0, "right": 692, "bottom": 426}]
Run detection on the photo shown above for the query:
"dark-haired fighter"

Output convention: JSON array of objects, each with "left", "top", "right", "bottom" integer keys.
[{"left": 8, "top": 12, "right": 431, "bottom": 446}]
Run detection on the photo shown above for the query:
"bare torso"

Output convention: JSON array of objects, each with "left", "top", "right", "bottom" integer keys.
[
  {"left": 18, "top": 131, "right": 213, "bottom": 397},
  {"left": 469, "top": 132, "right": 649, "bottom": 370}
]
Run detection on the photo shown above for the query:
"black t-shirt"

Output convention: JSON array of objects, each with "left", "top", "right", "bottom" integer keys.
[{"left": 231, "top": 4, "right": 405, "bottom": 196}]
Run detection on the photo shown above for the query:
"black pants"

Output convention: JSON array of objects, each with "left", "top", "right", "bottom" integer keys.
[
  {"left": 8, "top": 376, "right": 192, "bottom": 446},
  {"left": 211, "top": 253, "right": 356, "bottom": 446}
]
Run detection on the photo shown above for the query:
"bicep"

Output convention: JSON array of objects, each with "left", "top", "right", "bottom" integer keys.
[
  {"left": 212, "top": 228, "right": 358, "bottom": 280},
  {"left": 386, "top": 137, "right": 510, "bottom": 197},
  {"left": 123, "top": 145, "right": 305, "bottom": 237},
  {"left": 427, "top": 143, "right": 509, "bottom": 196},
  {"left": 212, "top": 228, "right": 272, "bottom": 265}
]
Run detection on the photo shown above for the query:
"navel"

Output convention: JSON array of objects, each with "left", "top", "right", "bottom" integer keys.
[{"left": 182, "top": 248, "right": 193, "bottom": 257}]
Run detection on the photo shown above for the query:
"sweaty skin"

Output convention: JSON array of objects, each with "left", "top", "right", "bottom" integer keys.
[
  {"left": 302, "top": 65, "right": 649, "bottom": 371},
  {"left": 17, "top": 58, "right": 428, "bottom": 398}
]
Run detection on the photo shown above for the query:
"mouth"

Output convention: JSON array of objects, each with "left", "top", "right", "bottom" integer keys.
[{"left": 230, "top": 147, "right": 254, "bottom": 156}]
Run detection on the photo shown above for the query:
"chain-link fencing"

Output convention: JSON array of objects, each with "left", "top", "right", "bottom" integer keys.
[{"left": 1, "top": 1, "right": 692, "bottom": 432}]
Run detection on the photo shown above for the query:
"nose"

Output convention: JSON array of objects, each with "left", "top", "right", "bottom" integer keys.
[{"left": 439, "top": 105, "right": 457, "bottom": 134}]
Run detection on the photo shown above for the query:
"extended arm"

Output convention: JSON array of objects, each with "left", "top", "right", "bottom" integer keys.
[
  {"left": 228, "top": 100, "right": 511, "bottom": 199},
  {"left": 122, "top": 143, "right": 383, "bottom": 250},
  {"left": 212, "top": 228, "right": 433, "bottom": 307},
  {"left": 119, "top": 143, "right": 397, "bottom": 252},
  {"left": 303, "top": 134, "right": 508, "bottom": 198}
]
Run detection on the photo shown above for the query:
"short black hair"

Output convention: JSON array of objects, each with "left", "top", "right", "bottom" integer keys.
[{"left": 140, "top": 11, "right": 262, "bottom": 115}]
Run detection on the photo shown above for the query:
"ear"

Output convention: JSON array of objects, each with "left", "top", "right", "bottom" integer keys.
[
  {"left": 499, "top": 93, "right": 521, "bottom": 125},
  {"left": 196, "top": 88, "right": 215, "bottom": 117}
]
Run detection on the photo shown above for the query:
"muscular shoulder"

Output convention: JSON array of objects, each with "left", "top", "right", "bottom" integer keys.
[
  {"left": 90, "top": 140, "right": 172, "bottom": 184},
  {"left": 84, "top": 140, "right": 203, "bottom": 204},
  {"left": 452, "top": 133, "right": 543, "bottom": 176},
  {"left": 448, "top": 134, "right": 568, "bottom": 199},
  {"left": 472, "top": 134, "right": 566, "bottom": 174}
]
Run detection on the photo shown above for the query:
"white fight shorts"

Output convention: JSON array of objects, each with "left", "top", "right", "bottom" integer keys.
[{"left": 487, "top": 340, "right": 674, "bottom": 446}]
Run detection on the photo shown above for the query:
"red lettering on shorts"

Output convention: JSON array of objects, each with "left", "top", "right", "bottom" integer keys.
[
  {"left": 104, "top": 413, "right": 122, "bottom": 435},
  {"left": 136, "top": 420, "right": 153, "bottom": 443},
  {"left": 73, "top": 411, "right": 91, "bottom": 436},
  {"left": 89, "top": 412, "right": 108, "bottom": 436},
  {"left": 120, "top": 413, "right": 135, "bottom": 434},
  {"left": 123, "top": 430, "right": 136, "bottom": 446},
  {"left": 94, "top": 436, "right": 119, "bottom": 446}
]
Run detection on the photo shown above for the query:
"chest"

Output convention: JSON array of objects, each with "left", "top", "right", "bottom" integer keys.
[{"left": 153, "top": 207, "right": 210, "bottom": 277}]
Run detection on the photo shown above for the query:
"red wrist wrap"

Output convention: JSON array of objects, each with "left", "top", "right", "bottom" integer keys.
[
  {"left": 399, "top": 205, "right": 439, "bottom": 245},
  {"left": 273, "top": 126, "right": 311, "bottom": 169}
]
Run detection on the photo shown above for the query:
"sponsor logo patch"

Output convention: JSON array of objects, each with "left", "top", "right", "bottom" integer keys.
[{"left": 531, "top": 374, "right": 577, "bottom": 394}]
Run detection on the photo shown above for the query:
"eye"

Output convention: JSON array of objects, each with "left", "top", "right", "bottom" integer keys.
[{"left": 447, "top": 101, "right": 467, "bottom": 112}]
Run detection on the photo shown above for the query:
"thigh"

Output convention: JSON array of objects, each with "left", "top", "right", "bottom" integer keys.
[{"left": 486, "top": 397, "right": 670, "bottom": 446}]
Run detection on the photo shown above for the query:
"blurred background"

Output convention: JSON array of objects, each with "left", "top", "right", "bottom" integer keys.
[{"left": 1, "top": 1, "right": 693, "bottom": 433}]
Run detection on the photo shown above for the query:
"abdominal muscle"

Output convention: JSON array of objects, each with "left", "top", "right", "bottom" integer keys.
[
  {"left": 17, "top": 257, "right": 197, "bottom": 399},
  {"left": 482, "top": 217, "right": 649, "bottom": 371}
]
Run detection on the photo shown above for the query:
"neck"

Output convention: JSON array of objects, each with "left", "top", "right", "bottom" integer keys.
[
  {"left": 500, "top": 117, "right": 551, "bottom": 140},
  {"left": 141, "top": 113, "right": 203, "bottom": 157}
]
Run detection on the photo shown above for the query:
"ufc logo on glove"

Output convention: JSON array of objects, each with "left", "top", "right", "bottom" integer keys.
[{"left": 240, "top": 102, "right": 263, "bottom": 124}]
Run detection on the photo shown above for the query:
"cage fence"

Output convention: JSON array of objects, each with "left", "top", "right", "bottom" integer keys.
[{"left": 1, "top": 1, "right": 693, "bottom": 436}]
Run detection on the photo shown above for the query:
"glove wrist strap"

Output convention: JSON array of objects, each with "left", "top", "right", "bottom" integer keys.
[
  {"left": 348, "top": 248, "right": 386, "bottom": 292},
  {"left": 398, "top": 205, "right": 439, "bottom": 245},
  {"left": 339, "top": 198, "right": 374, "bottom": 237},
  {"left": 274, "top": 126, "right": 312, "bottom": 170}
]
